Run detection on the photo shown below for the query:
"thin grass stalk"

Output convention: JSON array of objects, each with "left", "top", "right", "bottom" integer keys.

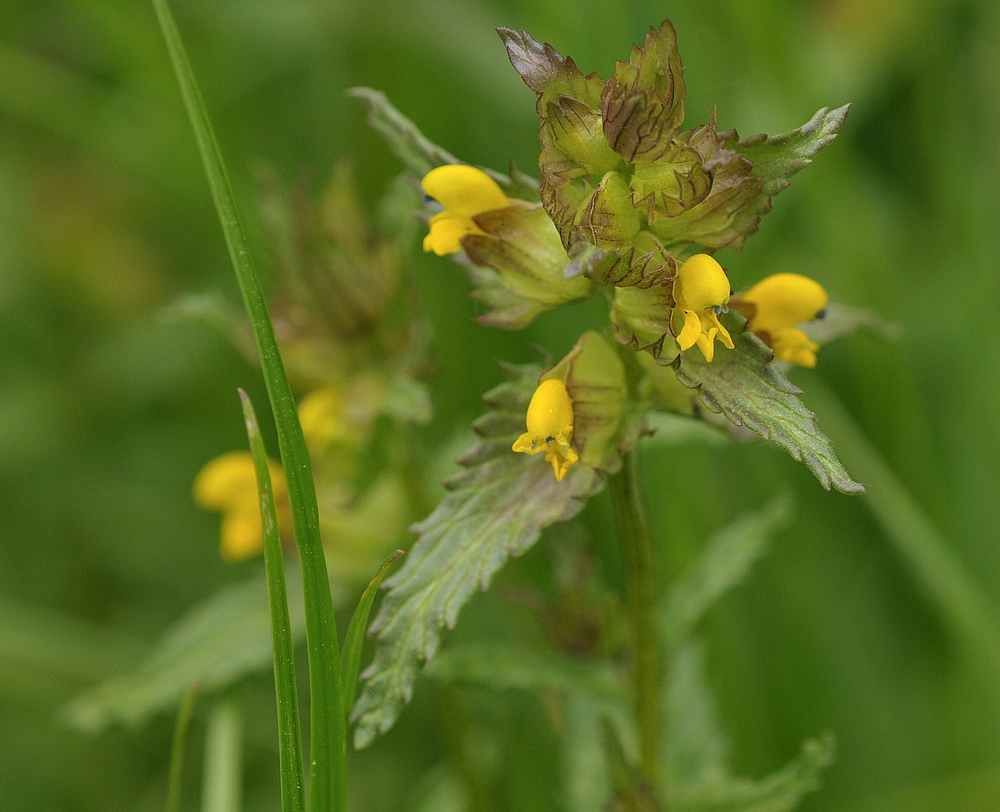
[
  {"left": 151, "top": 3, "right": 346, "bottom": 808},
  {"left": 240, "top": 390, "right": 306, "bottom": 812}
]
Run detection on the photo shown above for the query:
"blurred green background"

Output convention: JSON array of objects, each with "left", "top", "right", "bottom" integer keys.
[{"left": 2, "top": 0, "right": 1000, "bottom": 809}]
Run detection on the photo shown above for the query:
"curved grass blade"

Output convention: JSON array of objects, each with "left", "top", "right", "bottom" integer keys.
[
  {"left": 341, "top": 550, "right": 405, "bottom": 718},
  {"left": 151, "top": 3, "right": 344, "bottom": 808},
  {"left": 166, "top": 683, "right": 197, "bottom": 812},
  {"left": 240, "top": 390, "right": 305, "bottom": 812}
]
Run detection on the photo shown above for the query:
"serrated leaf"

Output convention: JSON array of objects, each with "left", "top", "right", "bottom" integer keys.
[
  {"left": 673, "top": 326, "right": 864, "bottom": 494},
  {"left": 675, "top": 734, "right": 836, "bottom": 812},
  {"left": 725, "top": 105, "right": 850, "bottom": 197},
  {"left": 348, "top": 87, "right": 538, "bottom": 198},
  {"left": 347, "top": 87, "right": 461, "bottom": 178},
  {"left": 666, "top": 643, "right": 835, "bottom": 812},
  {"left": 661, "top": 497, "right": 792, "bottom": 651},
  {"left": 562, "top": 696, "right": 614, "bottom": 812},
  {"left": 63, "top": 569, "right": 311, "bottom": 733},
  {"left": 666, "top": 643, "right": 729, "bottom": 793},
  {"left": 350, "top": 364, "right": 604, "bottom": 747},
  {"left": 498, "top": 28, "right": 605, "bottom": 112},
  {"left": 463, "top": 262, "right": 550, "bottom": 329}
]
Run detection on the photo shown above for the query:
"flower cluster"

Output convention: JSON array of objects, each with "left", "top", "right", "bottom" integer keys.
[{"left": 407, "top": 21, "right": 852, "bottom": 482}]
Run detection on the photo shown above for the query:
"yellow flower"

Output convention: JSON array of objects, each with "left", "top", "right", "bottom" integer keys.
[
  {"left": 672, "top": 254, "right": 734, "bottom": 363},
  {"left": 421, "top": 165, "right": 511, "bottom": 255},
  {"left": 512, "top": 378, "right": 579, "bottom": 481},
  {"left": 297, "top": 386, "right": 343, "bottom": 451},
  {"left": 740, "top": 273, "right": 829, "bottom": 368},
  {"left": 192, "top": 451, "right": 292, "bottom": 562}
]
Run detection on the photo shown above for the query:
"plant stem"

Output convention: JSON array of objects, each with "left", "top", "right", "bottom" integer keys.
[{"left": 608, "top": 448, "right": 661, "bottom": 790}]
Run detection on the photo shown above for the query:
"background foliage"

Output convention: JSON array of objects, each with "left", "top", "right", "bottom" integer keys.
[{"left": 1, "top": 0, "right": 999, "bottom": 810}]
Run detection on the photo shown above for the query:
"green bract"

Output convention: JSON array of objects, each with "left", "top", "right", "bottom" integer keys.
[
  {"left": 498, "top": 23, "right": 850, "bottom": 282},
  {"left": 462, "top": 202, "right": 593, "bottom": 328}
]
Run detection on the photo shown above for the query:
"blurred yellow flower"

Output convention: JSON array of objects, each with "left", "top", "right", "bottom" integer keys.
[
  {"left": 192, "top": 451, "right": 291, "bottom": 562},
  {"left": 421, "top": 165, "right": 510, "bottom": 255},
  {"left": 298, "top": 386, "right": 344, "bottom": 451},
  {"left": 672, "top": 254, "right": 734, "bottom": 362},
  {"left": 740, "top": 273, "right": 829, "bottom": 367},
  {"left": 512, "top": 378, "right": 579, "bottom": 481}
]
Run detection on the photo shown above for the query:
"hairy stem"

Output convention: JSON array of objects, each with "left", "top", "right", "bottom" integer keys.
[{"left": 608, "top": 448, "right": 661, "bottom": 791}]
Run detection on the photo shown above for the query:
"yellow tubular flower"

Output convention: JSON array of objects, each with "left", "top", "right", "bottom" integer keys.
[
  {"left": 672, "top": 254, "right": 735, "bottom": 363},
  {"left": 512, "top": 379, "right": 579, "bottom": 481},
  {"left": 741, "top": 273, "right": 829, "bottom": 367},
  {"left": 193, "top": 451, "right": 291, "bottom": 562},
  {"left": 421, "top": 165, "right": 511, "bottom": 255}
]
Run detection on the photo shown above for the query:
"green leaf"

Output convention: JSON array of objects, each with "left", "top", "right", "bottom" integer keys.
[
  {"left": 801, "top": 301, "right": 902, "bottom": 346},
  {"left": 340, "top": 550, "right": 405, "bottom": 718},
  {"left": 661, "top": 498, "right": 792, "bottom": 652},
  {"left": 666, "top": 643, "right": 728, "bottom": 797},
  {"left": 152, "top": 3, "right": 345, "bottom": 808},
  {"left": 673, "top": 326, "right": 864, "bottom": 494},
  {"left": 561, "top": 697, "right": 613, "bottom": 812},
  {"left": 350, "top": 363, "right": 604, "bottom": 747},
  {"left": 348, "top": 87, "right": 537, "bottom": 197},
  {"left": 676, "top": 734, "right": 836, "bottom": 812},
  {"left": 240, "top": 390, "right": 305, "bottom": 812},
  {"left": 601, "top": 20, "right": 686, "bottom": 162},
  {"left": 63, "top": 570, "right": 308, "bottom": 733},
  {"left": 645, "top": 119, "right": 762, "bottom": 252},
  {"left": 666, "top": 642, "right": 835, "bottom": 812},
  {"left": 347, "top": 87, "right": 460, "bottom": 178}
]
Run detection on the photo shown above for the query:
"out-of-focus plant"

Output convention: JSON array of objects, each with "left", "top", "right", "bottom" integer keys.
[{"left": 67, "top": 9, "right": 886, "bottom": 812}]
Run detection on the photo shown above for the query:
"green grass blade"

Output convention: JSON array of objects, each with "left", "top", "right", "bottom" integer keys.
[
  {"left": 151, "top": 3, "right": 345, "bottom": 809},
  {"left": 341, "top": 551, "right": 405, "bottom": 718},
  {"left": 239, "top": 390, "right": 306, "bottom": 812},
  {"left": 166, "top": 683, "right": 197, "bottom": 812},
  {"left": 201, "top": 698, "right": 244, "bottom": 812}
]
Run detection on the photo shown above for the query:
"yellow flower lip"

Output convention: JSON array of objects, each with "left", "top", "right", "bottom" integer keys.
[
  {"left": 193, "top": 451, "right": 291, "bottom": 562},
  {"left": 421, "top": 165, "right": 511, "bottom": 256},
  {"left": 512, "top": 378, "right": 579, "bottom": 481},
  {"left": 739, "top": 273, "right": 829, "bottom": 367},
  {"left": 672, "top": 254, "right": 734, "bottom": 363},
  {"left": 742, "top": 272, "right": 828, "bottom": 334}
]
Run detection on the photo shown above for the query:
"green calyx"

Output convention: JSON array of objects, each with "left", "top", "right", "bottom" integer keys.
[
  {"left": 541, "top": 331, "right": 630, "bottom": 472},
  {"left": 462, "top": 202, "right": 594, "bottom": 329}
]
